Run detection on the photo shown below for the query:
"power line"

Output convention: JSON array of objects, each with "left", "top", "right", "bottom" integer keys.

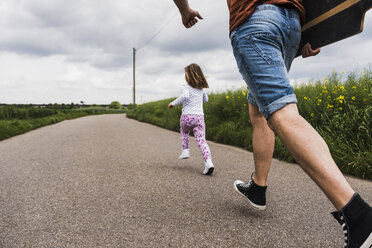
[
  {"left": 137, "top": 11, "right": 178, "bottom": 51},
  {"left": 132, "top": 11, "right": 178, "bottom": 107}
]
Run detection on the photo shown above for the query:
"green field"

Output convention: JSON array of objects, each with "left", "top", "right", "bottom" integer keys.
[
  {"left": 127, "top": 70, "right": 372, "bottom": 180},
  {"left": 0, "top": 105, "right": 126, "bottom": 141}
]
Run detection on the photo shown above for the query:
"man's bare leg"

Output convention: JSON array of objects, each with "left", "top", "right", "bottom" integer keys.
[
  {"left": 249, "top": 103, "right": 274, "bottom": 186},
  {"left": 267, "top": 103, "right": 355, "bottom": 210}
]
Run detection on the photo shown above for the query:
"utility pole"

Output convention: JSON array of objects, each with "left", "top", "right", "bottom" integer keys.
[{"left": 133, "top": 47, "right": 136, "bottom": 109}]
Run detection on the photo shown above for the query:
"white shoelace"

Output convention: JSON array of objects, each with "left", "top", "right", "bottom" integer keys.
[
  {"left": 240, "top": 179, "right": 253, "bottom": 189},
  {"left": 340, "top": 214, "right": 348, "bottom": 248}
]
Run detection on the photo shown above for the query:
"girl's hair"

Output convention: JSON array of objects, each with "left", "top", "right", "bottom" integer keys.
[{"left": 184, "top": 63, "right": 209, "bottom": 89}]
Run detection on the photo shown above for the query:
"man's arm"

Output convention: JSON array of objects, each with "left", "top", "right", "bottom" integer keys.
[{"left": 173, "top": 0, "right": 203, "bottom": 28}]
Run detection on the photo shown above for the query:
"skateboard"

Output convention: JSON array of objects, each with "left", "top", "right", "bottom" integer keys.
[{"left": 296, "top": 0, "right": 372, "bottom": 56}]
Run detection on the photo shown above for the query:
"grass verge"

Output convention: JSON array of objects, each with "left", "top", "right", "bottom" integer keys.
[{"left": 0, "top": 107, "right": 125, "bottom": 141}]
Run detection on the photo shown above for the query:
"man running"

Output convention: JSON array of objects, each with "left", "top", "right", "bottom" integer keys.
[{"left": 173, "top": 1, "right": 372, "bottom": 247}]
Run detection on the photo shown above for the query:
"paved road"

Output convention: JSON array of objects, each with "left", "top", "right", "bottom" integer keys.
[{"left": 0, "top": 115, "right": 371, "bottom": 248}]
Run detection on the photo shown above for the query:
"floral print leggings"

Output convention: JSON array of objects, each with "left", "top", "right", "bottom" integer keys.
[{"left": 180, "top": 114, "right": 211, "bottom": 161}]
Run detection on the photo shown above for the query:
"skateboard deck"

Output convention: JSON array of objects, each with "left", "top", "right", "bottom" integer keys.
[{"left": 296, "top": 0, "right": 372, "bottom": 56}]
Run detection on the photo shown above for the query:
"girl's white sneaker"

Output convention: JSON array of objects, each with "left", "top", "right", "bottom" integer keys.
[
  {"left": 203, "top": 159, "right": 214, "bottom": 175},
  {"left": 178, "top": 149, "right": 190, "bottom": 159}
]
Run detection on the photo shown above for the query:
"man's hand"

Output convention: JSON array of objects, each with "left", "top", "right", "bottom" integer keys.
[
  {"left": 181, "top": 8, "right": 203, "bottom": 28},
  {"left": 168, "top": 103, "right": 173, "bottom": 109},
  {"left": 302, "top": 43, "right": 321, "bottom": 58},
  {"left": 174, "top": 0, "right": 203, "bottom": 28}
]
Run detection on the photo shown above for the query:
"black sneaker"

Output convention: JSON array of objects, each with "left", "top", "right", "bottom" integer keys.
[
  {"left": 233, "top": 173, "right": 267, "bottom": 210},
  {"left": 331, "top": 193, "right": 372, "bottom": 248}
]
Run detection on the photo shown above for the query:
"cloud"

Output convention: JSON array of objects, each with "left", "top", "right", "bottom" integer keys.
[
  {"left": 0, "top": 0, "right": 139, "bottom": 68},
  {"left": 0, "top": 0, "right": 372, "bottom": 104}
]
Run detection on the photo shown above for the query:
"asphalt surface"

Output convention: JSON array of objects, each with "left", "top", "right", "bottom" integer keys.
[{"left": 0, "top": 114, "right": 371, "bottom": 248}]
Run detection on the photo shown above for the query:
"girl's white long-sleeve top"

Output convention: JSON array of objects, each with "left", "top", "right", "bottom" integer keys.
[{"left": 171, "top": 83, "right": 208, "bottom": 115}]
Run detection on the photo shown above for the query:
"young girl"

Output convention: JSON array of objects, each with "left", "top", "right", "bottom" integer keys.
[{"left": 168, "top": 63, "right": 214, "bottom": 175}]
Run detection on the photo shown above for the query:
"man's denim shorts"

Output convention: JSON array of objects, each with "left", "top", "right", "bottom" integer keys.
[{"left": 230, "top": 4, "right": 301, "bottom": 119}]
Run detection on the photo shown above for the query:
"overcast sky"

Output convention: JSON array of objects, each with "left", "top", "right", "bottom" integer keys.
[{"left": 1, "top": 0, "right": 372, "bottom": 105}]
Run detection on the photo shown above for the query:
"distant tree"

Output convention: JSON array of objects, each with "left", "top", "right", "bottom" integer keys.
[
  {"left": 126, "top": 103, "right": 135, "bottom": 110},
  {"left": 109, "top": 101, "right": 122, "bottom": 109}
]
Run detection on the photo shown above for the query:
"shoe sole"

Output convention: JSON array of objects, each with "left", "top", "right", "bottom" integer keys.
[
  {"left": 178, "top": 156, "right": 189, "bottom": 159},
  {"left": 360, "top": 232, "right": 372, "bottom": 248},
  {"left": 233, "top": 180, "right": 266, "bottom": 211},
  {"left": 204, "top": 167, "right": 214, "bottom": 175}
]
